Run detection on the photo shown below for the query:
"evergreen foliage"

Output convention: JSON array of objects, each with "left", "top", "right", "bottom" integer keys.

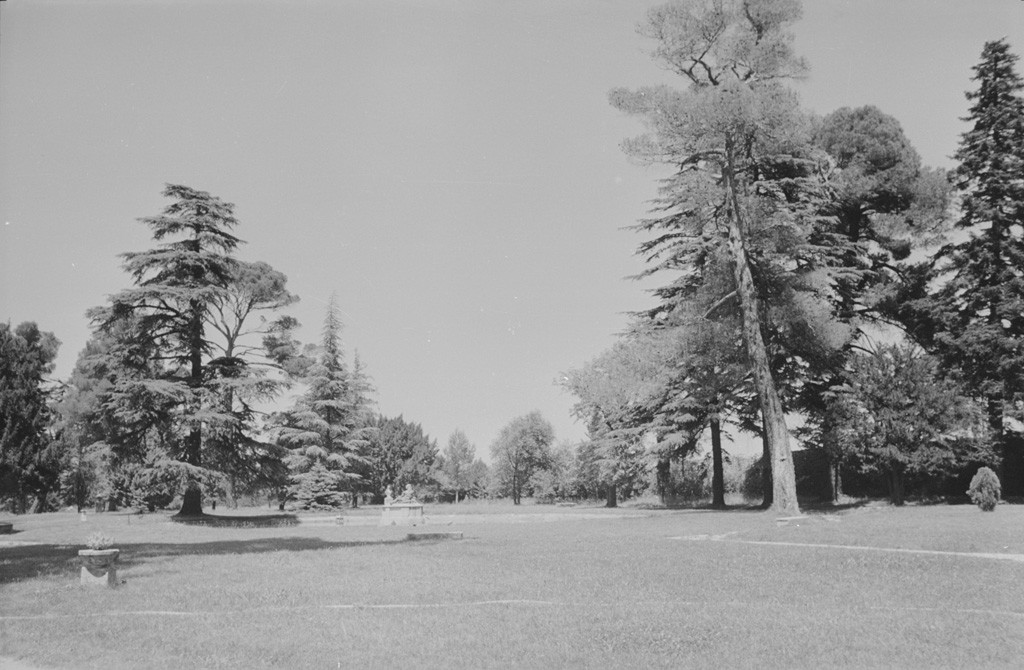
[
  {"left": 902, "top": 40, "right": 1024, "bottom": 459},
  {"left": 274, "top": 296, "right": 373, "bottom": 509},
  {"left": 826, "top": 343, "right": 992, "bottom": 505},
  {"left": 610, "top": 0, "right": 857, "bottom": 513},
  {"left": 292, "top": 463, "right": 348, "bottom": 510},
  {"left": 87, "top": 184, "right": 294, "bottom": 515},
  {"left": 364, "top": 415, "right": 438, "bottom": 503},
  {"left": 0, "top": 322, "right": 61, "bottom": 512},
  {"left": 967, "top": 466, "right": 1001, "bottom": 511}
]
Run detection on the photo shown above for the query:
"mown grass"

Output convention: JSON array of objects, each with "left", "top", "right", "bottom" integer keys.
[{"left": 2, "top": 503, "right": 1024, "bottom": 669}]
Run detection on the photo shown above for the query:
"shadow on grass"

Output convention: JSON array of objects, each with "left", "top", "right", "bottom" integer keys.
[
  {"left": 630, "top": 502, "right": 776, "bottom": 512},
  {"left": 629, "top": 498, "right": 873, "bottom": 514},
  {"left": 170, "top": 513, "right": 300, "bottom": 528},
  {"left": 0, "top": 536, "right": 411, "bottom": 586}
]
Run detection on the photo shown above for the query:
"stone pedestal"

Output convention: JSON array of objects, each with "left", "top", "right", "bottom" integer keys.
[
  {"left": 380, "top": 503, "right": 424, "bottom": 526},
  {"left": 79, "top": 549, "right": 119, "bottom": 587}
]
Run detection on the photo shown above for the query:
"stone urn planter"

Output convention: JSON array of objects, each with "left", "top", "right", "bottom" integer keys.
[{"left": 79, "top": 533, "right": 119, "bottom": 587}]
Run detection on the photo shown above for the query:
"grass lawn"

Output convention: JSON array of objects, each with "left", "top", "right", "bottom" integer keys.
[{"left": 2, "top": 502, "right": 1024, "bottom": 668}]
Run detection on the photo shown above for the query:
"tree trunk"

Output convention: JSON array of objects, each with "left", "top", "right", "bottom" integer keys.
[
  {"left": 831, "top": 462, "right": 842, "bottom": 503},
  {"left": 605, "top": 484, "right": 618, "bottom": 508},
  {"left": 710, "top": 417, "right": 726, "bottom": 508},
  {"left": 224, "top": 476, "right": 236, "bottom": 509},
  {"left": 178, "top": 303, "right": 206, "bottom": 517},
  {"left": 987, "top": 393, "right": 1007, "bottom": 486},
  {"left": 656, "top": 457, "right": 671, "bottom": 505},
  {"left": 723, "top": 144, "right": 799, "bottom": 515},
  {"left": 179, "top": 485, "right": 203, "bottom": 516},
  {"left": 888, "top": 466, "right": 905, "bottom": 506},
  {"left": 760, "top": 419, "right": 773, "bottom": 509}
]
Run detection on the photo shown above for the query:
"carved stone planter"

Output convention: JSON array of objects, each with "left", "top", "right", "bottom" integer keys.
[{"left": 78, "top": 548, "right": 119, "bottom": 587}]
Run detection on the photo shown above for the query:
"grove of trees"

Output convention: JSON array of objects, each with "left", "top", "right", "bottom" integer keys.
[
  {"left": 4, "top": 1, "right": 1022, "bottom": 514},
  {"left": 1, "top": 185, "right": 495, "bottom": 515},
  {"left": 562, "top": 0, "right": 1023, "bottom": 510}
]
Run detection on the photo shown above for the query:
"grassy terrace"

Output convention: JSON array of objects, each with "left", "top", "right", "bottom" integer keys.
[{"left": 2, "top": 502, "right": 1024, "bottom": 668}]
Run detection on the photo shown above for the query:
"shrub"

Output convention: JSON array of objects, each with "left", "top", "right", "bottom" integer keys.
[
  {"left": 85, "top": 532, "right": 115, "bottom": 550},
  {"left": 292, "top": 464, "right": 346, "bottom": 510},
  {"left": 967, "top": 466, "right": 1001, "bottom": 511}
]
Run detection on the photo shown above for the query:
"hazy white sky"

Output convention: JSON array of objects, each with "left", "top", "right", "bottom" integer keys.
[{"left": 2, "top": 0, "right": 1022, "bottom": 457}]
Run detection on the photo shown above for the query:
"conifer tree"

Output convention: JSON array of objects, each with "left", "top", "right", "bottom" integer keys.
[
  {"left": 610, "top": 0, "right": 852, "bottom": 513},
  {"left": 89, "top": 185, "right": 244, "bottom": 516},
  {"left": 0, "top": 322, "right": 60, "bottom": 512},
  {"left": 902, "top": 39, "right": 1024, "bottom": 490},
  {"left": 274, "top": 296, "right": 372, "bottom": 508}
]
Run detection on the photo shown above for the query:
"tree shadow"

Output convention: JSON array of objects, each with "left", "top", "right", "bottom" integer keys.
[
  {"left": 629, "top": 498, "right": 873, "bottom": 514},
  {"left": 799, "top": 499, "right": 872, "bottom": 513},
  {"left": 0, "top": 536, "right": 413, "bottom": 586},
  {"left": 169, "top": 513, "right": 301, "bottom": 528}
]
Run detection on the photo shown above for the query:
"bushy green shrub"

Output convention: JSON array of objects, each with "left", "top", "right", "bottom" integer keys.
[
  {"left": 127, "top": 464, "right": 177, "bottom": 512},
  {"left": 292, "top": 464, "right": 346, "bottom": 510},
  {"left": 967, "top": 466, "right": 1001, "bottom": 511}
]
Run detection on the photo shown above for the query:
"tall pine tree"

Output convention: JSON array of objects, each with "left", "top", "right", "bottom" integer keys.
[
  {"left": 89, "top": 184, "right": 275, "bottom": 516},
  {"left": 903, "top": 40, "right": 1024, "bottom": 492},
  {"left": 610, "top": 0, "right": 858, "bottom": 513},
  {"left": 274, "top": 296, "right": 373, "bottom": 509}
]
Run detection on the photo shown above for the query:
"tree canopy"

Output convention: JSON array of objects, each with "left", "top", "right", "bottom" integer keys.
[
  {"left": 610, "top": 0, "right": 841, "bottom": 513},
  {"left": 0, "top": 322, "right": 60, "bottom": 512},
  {"left": 87, "top": 184, "right": 292, "bottom": 515},
  {"left": 490, "top": 411, "right": 554, "bottom": 505}
]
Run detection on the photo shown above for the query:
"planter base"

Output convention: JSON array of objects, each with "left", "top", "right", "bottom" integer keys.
[
  {"left": 78, "top": 549, "right": 119, "bottom": 588},
  {"left": 81, "top": 564, "right": 118, "bottom": 587}
]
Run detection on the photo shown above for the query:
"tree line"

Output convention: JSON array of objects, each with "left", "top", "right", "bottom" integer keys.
[
  {"left": 5, "top": 0, "right": 1023, "bottom": 515},
  {"left": 0, "top": 184, "right": 562, "bottom": 514},
  {"left": 561, "top": 0, "right": 1024, "bottom": 511}
]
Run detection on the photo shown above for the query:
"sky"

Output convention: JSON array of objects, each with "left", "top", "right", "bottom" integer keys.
[{"left": 2, "top": 0, "right": 1023, "bottom": 459}]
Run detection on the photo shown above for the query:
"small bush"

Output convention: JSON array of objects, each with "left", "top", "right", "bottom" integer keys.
[
  {"left": 967, "top": 466, "right": 1001, "bottom": 511},
  {"left": 292, "top": 464, "right": 346, "bottom": 510},
  {"left": 85, "top": 532, "right": 115, "bottom": 550}
]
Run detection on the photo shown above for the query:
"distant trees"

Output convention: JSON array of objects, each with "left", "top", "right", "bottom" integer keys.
[
  {"left": 0, "top": 322, "right": 61, "bottom": 512},
  {"left": 436, "top": 429, "right": 487, "bottom": 503},
  {"left": 560, "top": 334, "right": 671, "bottom": 507},
  {"left": 364, "top": 415, "right": 438, "bottom": 503},
  {"left": 490, "top": 412, "right": 554, "bottom": 505},
  {"left": 50, "top": 333, "right": 117, "bottom": 512}
]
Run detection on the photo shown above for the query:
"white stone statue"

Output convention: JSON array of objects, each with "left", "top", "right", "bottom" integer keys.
[{"left": 383, "top": 485, "right": 395, "bottom": 506}]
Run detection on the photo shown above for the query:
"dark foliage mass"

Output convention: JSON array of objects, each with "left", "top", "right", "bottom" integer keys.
[{"left": 0, "top": 322, "right": 60, "bottom": 512}]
